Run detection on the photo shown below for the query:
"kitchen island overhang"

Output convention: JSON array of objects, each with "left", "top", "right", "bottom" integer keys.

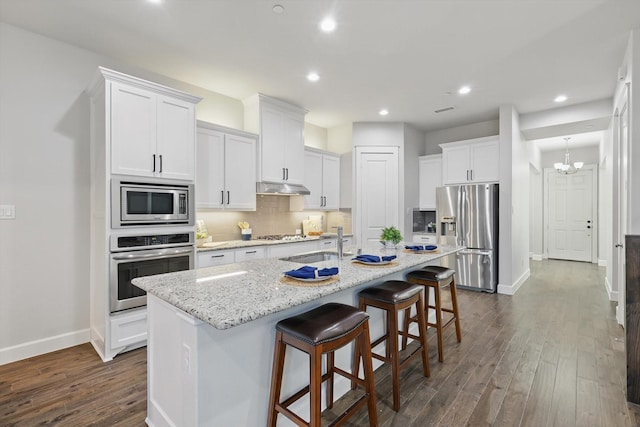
[{"left": 134, "top": 245, "right": 463, "bottom": 426}]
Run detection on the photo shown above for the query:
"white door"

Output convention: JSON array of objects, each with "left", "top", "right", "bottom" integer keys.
[
  {"left": 355, "top": 147, "right": 399, "bottom": 246},
  {"left": 156, "top": 95, "right": 196, "bottom": 181},
  {"left": 303, "top": 151, "right": 323, "bottom": 209},
  {"left": 110, "top": 82, "right": 156, "bottom": 177},
  {"left": 224, "top": 134, "right": 256, "bottom": 210},
  {"left": 546, "top": 168, "right": 594, "bottom": 262},
  {"left": 613, "top": 84, "right": 630, "bottom": 327},
  {"left": 195, "top": 128, "right": 225, "bottom": 208}
]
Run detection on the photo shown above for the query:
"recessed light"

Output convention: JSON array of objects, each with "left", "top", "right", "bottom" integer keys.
[
  {"left": 458, "top": 86, "right": 471, "bottom": 95},
  {"left": 554, "top": 94, "right": 568, "bottom": 103},
  {"left": 147, "top": 0, "right": 162, "bottom": 4},
  {"left": 306, "top": 72, "right": 320, "bottom": 82},
  {"left": 320, "top": 17, "right": 337, "bottom": 33},
  {"left": 272, "top": 4, "right": 285, "bottom": 14},
  {"left": 379, "top": 109, "right": 389, "bottom": 116}
]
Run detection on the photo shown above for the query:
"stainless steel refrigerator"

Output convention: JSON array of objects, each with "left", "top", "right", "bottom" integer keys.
[{"left": 436, "top": 184, "right": 499, "bottom": 292}]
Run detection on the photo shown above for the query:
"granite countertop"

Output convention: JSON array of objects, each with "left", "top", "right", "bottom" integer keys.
[
  {"left": 196, "top": 234, "right": 353, "bottom": 252},
  {"left": 134, "top": 244, "right": 462, "bottom": 330}
]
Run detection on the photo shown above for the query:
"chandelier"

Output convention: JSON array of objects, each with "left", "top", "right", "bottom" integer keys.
[{"left": 554, "top": 137, "right": 584, "bottom": 175}]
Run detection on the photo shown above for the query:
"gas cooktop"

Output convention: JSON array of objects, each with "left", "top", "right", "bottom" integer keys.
[{"left": 256, "top": 234, "right": 306, "bottom": 241}]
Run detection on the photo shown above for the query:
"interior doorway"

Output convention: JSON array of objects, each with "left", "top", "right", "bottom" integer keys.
[{"left": 543, "top": 165, "right": 597, "bottom": 263}]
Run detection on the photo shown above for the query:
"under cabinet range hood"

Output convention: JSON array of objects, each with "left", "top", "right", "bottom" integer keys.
[{"left": 256, "top": 181, "right": 310, "bottom": 195}]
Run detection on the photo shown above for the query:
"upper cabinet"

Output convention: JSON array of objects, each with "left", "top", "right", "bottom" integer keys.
[
  {"left": 440, "top": 136, "right": 500, "bottom": 185},
  {"left": 304, "top": 148, "right": 340, "bottom": 210},
  {"left": 243, "top": 94, "right": 306, "bottom": 185},
  {"left": 196, "top": 122, "right": 257, "bottom": 211},
  {"left": 418, "top": 154, "right": 442, "bottom": 210},
  {"left": 101, "top": 68, "right": 201, "bottom": 181}
]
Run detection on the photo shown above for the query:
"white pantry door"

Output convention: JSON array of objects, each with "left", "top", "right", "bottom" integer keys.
[
  {"left": 545, "top": 167, "right": 594, "bottom": 262},
  {"left": 355, "top": 147, "right": 399, "bottom": 246}
]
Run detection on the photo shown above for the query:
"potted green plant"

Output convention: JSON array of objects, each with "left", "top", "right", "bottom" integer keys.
[{"left": 380, "top": 226, "right": 403, "bottom": 248}]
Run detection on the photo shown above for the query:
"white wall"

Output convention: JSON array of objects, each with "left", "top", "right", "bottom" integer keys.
[
  {"left": 304, "top": 122, "right": 328, "bottom": 150},
  {"left": 353, "top": 122, "right": 404, "bottom": 147},
  {"left": 402, "top": 124, "right": 425, "bottom": 240},
  {"left": 498, "top": 105, "right": 530, "bottom": 295},
  {"left": 540, "top": 146, "right": 599, "bottom": 166},
  {"left": 327, "top": 122, "right": 353, "bottom": 154},
  {"left": 424, "top": 119, "right": 499, "bottom": 154},
  {"left": 529, "top": 165, "right": 543, "bottom": 258},
  {"left": 0, "top": 23, "right": 250, "bottom": 363}
]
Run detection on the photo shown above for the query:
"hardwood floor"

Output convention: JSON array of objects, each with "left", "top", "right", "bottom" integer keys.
[{"left": 1, "top": 259, "right": 639, "bottom": 426}]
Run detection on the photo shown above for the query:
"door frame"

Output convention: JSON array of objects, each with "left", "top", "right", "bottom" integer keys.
[
  {"left": 543, "top": 164, "right": 598, "bottom": 263},
  {"left": 612, "top": 82, "right": 630, "bottom": 327}
]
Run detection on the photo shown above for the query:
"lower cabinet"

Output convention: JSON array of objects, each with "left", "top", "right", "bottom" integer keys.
[
  {"left": 412, "top": 234, "right": 437, "bottom": 244},
  {"left": 197, "top": 250, "right": 235, "bottom": 268},
  {"left": 267, "top": 241, "right": 320, "bottom": 258},
  {"left": 234, "top": 247, "right": 266, "bottom": 262},
  {"left": 109, "top": 307, "right": 147, "bottom": 353}
]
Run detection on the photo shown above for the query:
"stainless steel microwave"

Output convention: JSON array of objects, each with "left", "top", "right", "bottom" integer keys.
[{"left": 111, "top": 178, "right": 194, "bottom": 228}]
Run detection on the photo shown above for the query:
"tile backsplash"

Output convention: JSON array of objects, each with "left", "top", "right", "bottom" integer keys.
[{"left": 197, "top": 195, "right": 352, "bottom": 241}]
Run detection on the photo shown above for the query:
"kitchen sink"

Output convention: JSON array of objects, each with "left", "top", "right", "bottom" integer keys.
[{"left": 280, "top": 251, "right": 353, "bottom": 264}]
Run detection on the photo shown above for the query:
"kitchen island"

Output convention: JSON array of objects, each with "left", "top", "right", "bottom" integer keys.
[{"left": 133, "top": 244, "right": 462, "bottom": 426}]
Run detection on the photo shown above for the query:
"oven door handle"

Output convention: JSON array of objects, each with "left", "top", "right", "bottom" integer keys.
[{"left": 111, "top": 247, "right": 194, "bottom": 261}]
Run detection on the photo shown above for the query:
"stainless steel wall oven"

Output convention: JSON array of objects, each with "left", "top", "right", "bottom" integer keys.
[{"left": 109, "top": 232, "right": 194, "bottom": 312}]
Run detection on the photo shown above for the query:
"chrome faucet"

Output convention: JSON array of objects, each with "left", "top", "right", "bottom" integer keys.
[{"left": 333, "top": 226, "right": 344, "bottom": 259}]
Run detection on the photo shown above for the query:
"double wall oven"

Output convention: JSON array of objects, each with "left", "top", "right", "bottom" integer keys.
[{"left": 109, "top": 177, "right": 195, "bottom": 313}]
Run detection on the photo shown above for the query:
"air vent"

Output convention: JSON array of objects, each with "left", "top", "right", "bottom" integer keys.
[{"left": 434, "top": 106, "right": 455, "bottom": 113}]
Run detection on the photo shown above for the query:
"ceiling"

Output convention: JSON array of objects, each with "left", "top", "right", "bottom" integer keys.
[{"left": 1, "top": 0, "right": 639, "bottom": 148}]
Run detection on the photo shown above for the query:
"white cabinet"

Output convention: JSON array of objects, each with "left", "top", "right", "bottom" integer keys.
[
  {"left": 234, "top": 247, "right": 266, "bottom": 262},
  {"left": 418, "top": 154, "right": 442, "bottom": 210},
  {"left": 109, "top": 75, "right": 200, "bottom": 181},
  {"left": 318, "top": 238, "right": 338, "bottom": 250},
  {"left": 196, "top": 122, "right": 257, "bottom": 210},
  {"left": 304, "top": 149, "right": 340, "bottom": 210},
  {"left": 267, "top": 241, "right": 319, "bottom": 258},
  {"left": 440, "top": 136, "right": 500, "bottom": 185},
  {"left": 197, "top": 250, "right": 235, "bottom": 268},
  {"left": 243, "top": 94, "right": 306, "bottom": 185},
  {"left": 412, "top": 234, "right": 437, "bottom": 244}
]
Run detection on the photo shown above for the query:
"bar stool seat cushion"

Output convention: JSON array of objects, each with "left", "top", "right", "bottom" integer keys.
[
  {"left": 408, "top": 266, "right": 455, "bottom": 281},
  {"left": 358, "top": 280, "right": 423, "bottom": 304},
  {"left": 276, "top": 302, "right": 369, "bottom": 346}
]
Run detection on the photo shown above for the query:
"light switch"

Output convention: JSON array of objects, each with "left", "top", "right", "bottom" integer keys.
[{"left": 0, "top": 205, "right": 15, "bottom": 219}]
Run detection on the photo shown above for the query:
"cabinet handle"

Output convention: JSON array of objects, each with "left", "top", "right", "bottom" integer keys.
[
  {"left": 159, "top": 155, "right": 163, "bottom": 173},
  {"left": 323, "top": 241, "right": 332, "bottom": 245},
  {"left": 323, "top": 196, "right": 326, "bottom": 206},
  {"left": 285, "top": 168, "right": 289, "bottom": 181},
  {"left": 282, "top": 168, "right": 286, "bottom": 181},
  {"left": 466, "top": 170, "right": 469, "bottom": 181},
  {"left": 245, "top": 250, "right": 257, "bottom": 254},
  {"left": 211, "top": 254, "right": 225, "bottom": 258},
  {"left": 221, "top": 190, "right": 224, "bottom": 205},
  {"left": 470, "top": 169, "right": 473, "bottom": 181},
  {"left": 153, "top": 154, "right": 156, "bottom": 172},
  {"left": 227, "top": 191, "right": 230, "bottom": 205}
]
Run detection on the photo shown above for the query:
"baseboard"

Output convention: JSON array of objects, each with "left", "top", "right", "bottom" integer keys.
[
  {"left": 497, "top": 268, "right": 530, "bottom": 296},
  {"left": 598, "top": 259, "right": 608, "bottom": 267},
  {"left": 531, "top": 253, "right": 543, "bottom": 261},
  {"left": 605, "top": 276, "right": 618, "bottom": 302},
  {"left": 0, "top": 329, "right": 90, "bottom": 366},
  {"left": 616, "top": 304, "right": 625, "bottom": 327}
]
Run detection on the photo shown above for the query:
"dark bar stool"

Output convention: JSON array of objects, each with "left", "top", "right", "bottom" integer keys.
[
  {"left": 353, "top": 280, "right": 430, "bottom": 411},
  {"left": 405, "top": 266, "right": 461, "bottom": 362},
  {"left": 267, "top": 302, "right": 378, "bottom": 427}
]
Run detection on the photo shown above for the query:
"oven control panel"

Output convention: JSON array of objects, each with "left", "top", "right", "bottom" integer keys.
[{"left": 111, "top": 232, "right": 194, "bottom": 251}]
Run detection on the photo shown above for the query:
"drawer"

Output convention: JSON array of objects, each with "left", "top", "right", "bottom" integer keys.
[
  {"left": 268, "top": 241, "right": 319, "bottom": 258},
  {"left": 412, "top": 234, "right": 437, "bottom": 244},
  {"left": 318, "top": 238, "right": 337, "bottom": 250},
  {"left": 197, "top": 250, "right": 235, "bottom": 268},
  {"left": 235, "top": 247, "right": 266, "bottom": 262},
  {"left": 110, "top": 308, "right": 147, "bottom": 349}
]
